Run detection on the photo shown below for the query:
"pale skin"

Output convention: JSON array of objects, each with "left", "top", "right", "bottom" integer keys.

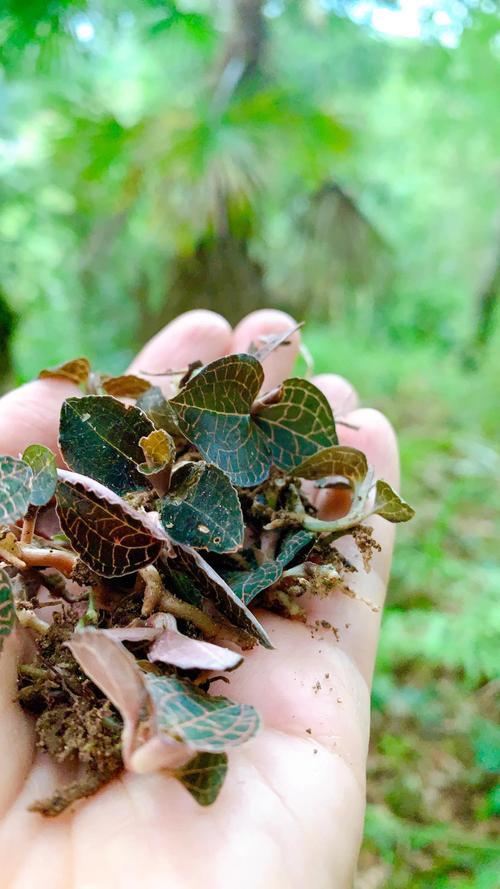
[{"left": 0, "top": 309, "right": 399, "bottom": 889}]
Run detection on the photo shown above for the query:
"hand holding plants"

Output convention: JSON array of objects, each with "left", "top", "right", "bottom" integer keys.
[{"left": 0, "top": 310, "right": 404, "bottom": 889}]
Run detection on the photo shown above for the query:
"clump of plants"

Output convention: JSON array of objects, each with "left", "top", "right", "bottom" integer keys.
[{"left": 0, "top": 332, "right": 413, "bottom": 814}]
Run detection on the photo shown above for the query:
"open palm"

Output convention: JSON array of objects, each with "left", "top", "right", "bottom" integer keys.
[{"left": 0, "top": 310, "right": 399, "bottom": 889}]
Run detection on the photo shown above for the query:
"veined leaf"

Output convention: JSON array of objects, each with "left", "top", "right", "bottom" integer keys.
[
  {"left": 170, "top": 354, "right": 271, "bottom": 487},
  {"left": 0, "top": 569, "right": 15, "bottom": 655},
  {"left": 253, "top": 378, "right": 337, "bottom": 469},
  {"left": 168, "top": 544, "right": 272, "bottom": 648},
  {"left": 22, "top": 444, "right": 57, "bottom": 506},
  {"left": 226, "top": 529, "right": 314, "bottom": 604},
  {"left": 374, "top": 480, "right": 415, "bottom": 523},
  {"left": 173, "top": 752, "right": 228, "bottom": 806},
  {"left": 59, "top": 396, "right": 155, "bottom": 496},
  {"left": 148, "top": 628, "right": 243, "bottom": 671},
  {"left": 137, "top": 386, "right": 181, "bottom": 436},
  {"left": 145, "top": 674, "right": 260, "bottom": 752},
  {"left": 161, "top": 462, "right": 244, "bottom": 552},
  {"left": 0, "top": 456, "right": 32, "bottom": 523},
  {"left": 101, "top": 375, "right": 152, "bottom": 398},
  {"left": 292, "top": 445, "right": 368, "bottom": 484},
  {"left": 39, "top": 357, "right": 90, "bottom": 386},
  {"left": 56, "top": 470, "right": 167, "bottom": 577},
  {"left": 138, "top": 429, "right": 175, "bottom": 475}
]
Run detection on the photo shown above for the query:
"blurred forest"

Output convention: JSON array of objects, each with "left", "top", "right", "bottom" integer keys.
[{"left": 1, "top": 1, "right": 499, "bottom": 886}]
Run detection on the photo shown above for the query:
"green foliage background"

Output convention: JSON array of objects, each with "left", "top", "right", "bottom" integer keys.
[{"left": 1, "top": 1, "right": 499, "bottom": 885}]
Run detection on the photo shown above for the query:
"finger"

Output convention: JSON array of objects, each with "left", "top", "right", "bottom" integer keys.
[
  {"left": 301, "top": 374, "right": 359, "bottom": 515},
  {"left": 231, "top": 309, "right": 301, "bottom": 390},
  {"left": 312, "top": 373, "right": 359, "bottom": 419},
  {"left": 306, "top": 406, "right": 400, "bottom": 685},
  {"left": 0, "top": 379, "right": 79, "bottom": 461},
  {"left": 128, "top": 309, "right": 233, "bottom": 397}
]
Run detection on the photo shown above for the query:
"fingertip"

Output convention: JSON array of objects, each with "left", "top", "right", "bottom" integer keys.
[
  {"left": 129, "top": 310, "right": 233, "bottom": 387},
  {"left": 311, "top": 373, "right": 359, "bottom": 417},
  {"left": 0, "top": 378, "right": 80, "bottom": 460},
  {"left": 339, "top": 407, "right": 400, "bottom": 489},
  {"left": 232, "top": 309, "right": 301, "bottom": 390}
]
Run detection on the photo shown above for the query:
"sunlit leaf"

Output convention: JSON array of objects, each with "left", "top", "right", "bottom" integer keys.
[
  {"left": 137, "top": 386, "right": 181, "bottom": 436},
  {"left": 145, "top": 674, "right": 260, "bottom": 752},
  {"left": 373, "top": 480, "right": 415, "bottom": 523},
  {"left": 66, "top": 628, "right": 147, "bottom": 765},
  {"left": 226, "top": 529, "right": 314, "bottom": 604},
  {"left": 56, "top": 470, "right": 166, "bottom": 576},
  {"left": 39, "top": 357, "right": 90, "bottom": 386},
  {"left": 253, "top": 378, "right": 337, "bottom": 469},
  {"left": 149, "top": 627, "right": 243, "bottom": 671},
  {"left": 101, "top": 375, "right": 152, "bottom": 398},
  {"left": 292, "top": 445, "right": 368, "bottom": 484},
  {"left": 59, "top": 396, "right": 155, "bottom": 495},
  {"left": 0, "top": 569, "right": 15, "bottom": 655},
  {"left": 22, "top": 444, "right": 57, "bottom": 506},
  {"left": 168, "top": 544, "right": 272, "bottom": 648},
  {"left": 138, "top": 429, "right": 175, "bottom": 475},
  {"left": 160, "top": 461, "right": 244, "bottom": 552},
  {"left": 170, "top": 354, "right": 271, "bottom": 486},
  {"left": 173, "top": 752, "right": 228, "bottom": 806},
  {"left": 0, "top": 456, "right": 32, "bottom": 523}
]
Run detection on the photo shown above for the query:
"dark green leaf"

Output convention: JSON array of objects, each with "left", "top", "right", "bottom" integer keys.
[
  {"left": 22, "top": 444, "right": 57, "bottom": 506},
  {"left": 0, "top": 569, "right": 15, "bottom": 655},
  {"left": 278, "top": 528, "right": 316, "bottom": 565},
  {"left": 226, "top": 529, "right": 314, "bottom": 604},
  {"left": 0, "top": 456, "right": 32, "bottom": 523},
  {"left": 138, "top": 429, "right": 175, "bottom": 475},
  {"left": 292, "top": 445, "right": 368, "bottom": 484},
  {"left": 161, "top": 462, "right": 244, "bottom": 552},
  {"left": 145, "top": 674, "right": 260, "bottom": 752},
  {"left": 137, "top": 386, "right": 181, "bottom": 436},
  {"left": 226, "top": 561, "right": 281, "bottom": 604},
  {"left": 374, "top": 480, "right": 415, "bottom": 523},
  {"left": 59, "top": 396, "right": 155, "bottom": 496},
  {"left": 56, "top": 470, "right": 166, "bottom": 577},
  {"left": 39, "top": 357, "right": 90, "bottom": 386},
  {"left": 101, "top": 374, "right": 152, "bottom": 398},
  {"left": 168, "top": 544, "right": 272, "bottom": 648},
  {"left": 170, "top": 355, "right": 271, "bottom": 486},
  {"left": 173, "top": 751, "right": 228, "bottom": 806},
  {"left": 253, "top": 378, "right": 337, "bottom": 469}
]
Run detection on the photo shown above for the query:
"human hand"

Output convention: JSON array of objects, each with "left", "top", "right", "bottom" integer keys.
[{"left": 0, "top": 309, "right": 399, "bottom": 889}]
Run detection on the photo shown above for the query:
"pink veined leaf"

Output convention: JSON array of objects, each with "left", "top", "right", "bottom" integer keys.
[
  {"left": 66, "top": 629, "right": 147, "bottom": 766},
  {"left": 148, "top": 628, "right": 243, "bottom": 671}
]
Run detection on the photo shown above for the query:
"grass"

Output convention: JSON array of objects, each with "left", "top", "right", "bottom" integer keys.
[{"left": 305, "top": 323, "right": 500, "bottom": 889}]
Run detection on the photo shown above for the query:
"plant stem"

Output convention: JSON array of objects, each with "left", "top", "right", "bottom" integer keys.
[
  {"left": 16, "top": 609, "right": 50, "bottom": 634},
  {"left": 20, "top": 505, "right": 39, "bottom": 546},
  {"left": 139, "top": 565, "right": 220, "bottom": 637},
  {"left": 76, "top": 589, "right": 98, "bottom": 629},
  {"left": 20, "top": 546, "right": 77, "bottom": 576},
  {"left": 159, "top": 589, "right": 220, "bottom": 638},
  {"left": 0, "top": 545, "right": 26, "bottom": 571}
]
